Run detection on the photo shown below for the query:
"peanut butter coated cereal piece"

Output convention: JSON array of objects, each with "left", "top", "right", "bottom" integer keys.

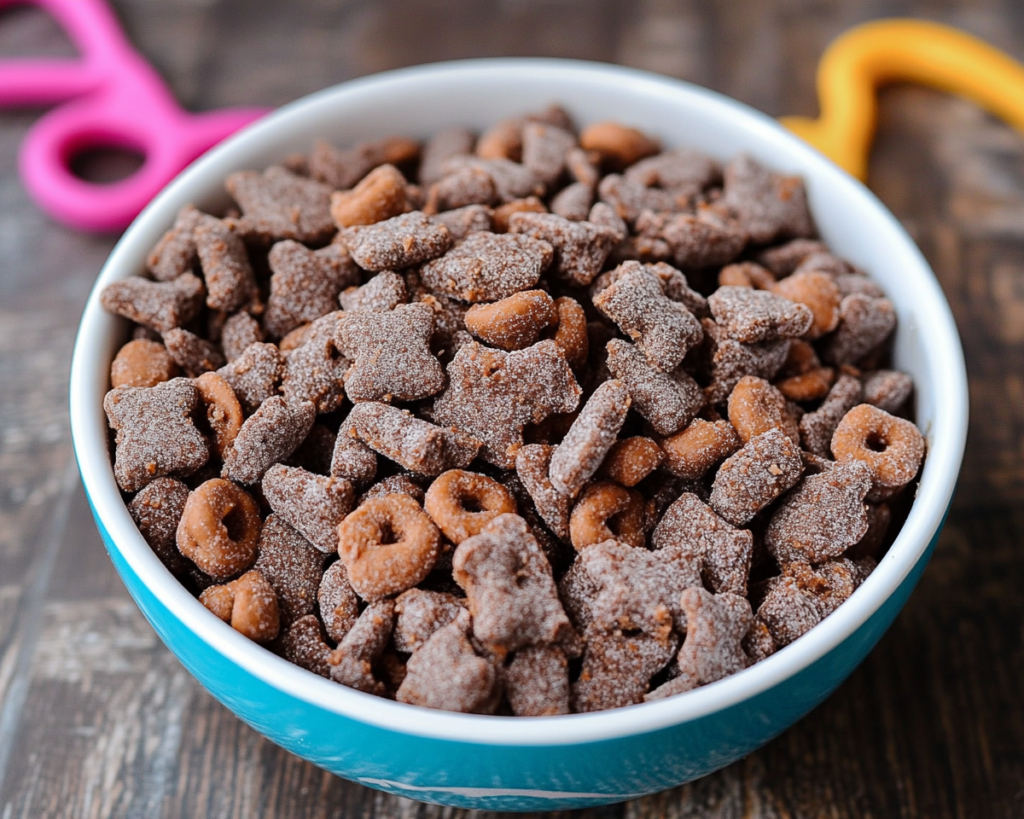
[
  {"left": 420, "top": 231, "right": 552, "bottom": 302},
  {"left": 344, "top": 402, "right": 481, "bottom": 476},
  {"left": 262, "top": 464, "right": 354, "bottom": 553},
  {"left": 464, "top": 290, "right": 556, "bottom": 350},
  {"left": 397, "top": 611, "right": 498, "bottom": 713},
  {"left": 862, "top": 369, "right": 913, "bottom": 414},
  {"left": 580, "top": 121, "right": 660, "bottom": 169},
  {"left": 100, "top": 272, "right": 205, "bottom": 334},
  {"left": 772, "top": 270, "right": 841, "bottom": 339},
  {"left": 596, "top": 437, "right": 664, "bottom": 487},
  {"left": 549, "top": 296, "right": 589, "bottom": 371},
  {"left": 419, "top": 127, "right": 476, "bottom": 186},
  {"left": 341, "top": 211, "right": 452, "bottom": 271},
  {"left": 660, "top": 419, "right": 742, "bottom": 481},
  {"left": 453, "top": 514, "right": 572, "bottom": 659},
  {"left": 359, "top": 474, "right": 425, "bottom": 505},
  {"left": 504, "top": 644, "right": 570, "bottom": 716},
  {"left": 111, "top": 339, "right": 178, "bottom": 388},
  {"left": 765, "top": 460, "right": 872, "bottom": 564},
  {"left": 646, "top": 588, "right": 753, "bottom": 699},
  {"left": 338, "top": 302, "right": 445, "bottom": 402},
  {"left": 550, "top": 181, "right": 594, "bottom": 221},
  {"left": 491, "top": 196, "right": 547, "bottom": 232},
  {"left": 216, "top": 341, "right": 284, "bottom": 415},
  {"left": 162, "top": 328, "right": 224, "bottom": 377},
  {"left": 606, "top": 339, "right": 702, "bottom": 436},
  {"left": 549, "top": 380, "right": 630, "bottom": 497},
  {"left": 337, "top": 494, "right": 440, "bottom": 600},
  {"left": 831, "top": 404, "right": 925, "bottom": 500},
  {"left": 393, "top": 588, "right": 466, "bottom": 653},
  {"left": 652, "top": 493, "right": 754, "bottom": 596},
  {"left": 264, "top": 241, "right": 358, "bottom": 337},
  {"left": 253, "top": 514, "right": 326, "bottom": 627},
  {"left": 431, "top": 204, "right": 493, "bottom": 240},
  {"left": 432, "top": 340, "right": 580, "bottom": 468},
  {"left": 728, "top": 375, "right": 800, "bottom": 446},
  {"left": 509, "top": 211, "right": 619, "bottom": 286},
  {"left": 330, "top": 164, "right": 410, "bottom": 228},
  {"left": 221, "top": 397, "right": 316, "bottom": 484},
  {"left": 821, "top": 294, "right": 896, "bottom": 365},
  {"left": 569, "top": 481, "right": 646, "bottom": 551},
  {"left": 330, "top": 419, "right": 378, "bottom": 485},
  {"left": 194, "top": 372, "right": 243, "bottom": 457},
  {"left": 177, "top": 478, "right": 261, "bottom": 579},
  {"left": 104, "top": 378, "right": 209, "bottom": 492},
  {"left": 200, "top": 570, "right": 280, "bottom": 642},
  {"left": 329, "top": 599, "right": 395, "bottom": 695},
  {"left": 146, "top": 204, "right": 202, "bottom": 281},
  {"left": 659, "top": 208, "right": 748, "bottom": 270},
  {"left": 442, "top": 156, "right": 544, "bottom": 203},
  {"left": 594, "top": 266, "right": 703, "bottom": 372},
  {"left": 318, "top": 561, "right": 360, "bottom": 642},
  {"left": 227, "top": 166, "right": 335, "bottom": 244},
  {"left": 424, "top": 470, "right": 517, "bottom": 544},
  {"left": 710, "top": 428, "right": 804, "bottom": 526},
  {"left": 221, "top": 311, "right": 263, "bottom": 362},
  {"left": 309, "top": 135, "right": 419, "bottom": 190}
]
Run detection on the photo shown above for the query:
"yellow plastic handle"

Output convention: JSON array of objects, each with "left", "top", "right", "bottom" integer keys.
[{"left": 780, "top": 19, "right": 1024, "bottom": 180}]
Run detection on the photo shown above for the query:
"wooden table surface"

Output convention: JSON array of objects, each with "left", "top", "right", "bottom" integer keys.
[{"left": 1, "top": 0, "right": 1023, "bottom": 816}]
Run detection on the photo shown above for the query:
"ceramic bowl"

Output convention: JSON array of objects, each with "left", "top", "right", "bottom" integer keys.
[{"left": 69, "top": 59, "right": 968, "bottom": 812}]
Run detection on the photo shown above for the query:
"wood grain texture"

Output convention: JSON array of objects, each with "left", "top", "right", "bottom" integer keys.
[{"left": 1, "top": 0, "right": 1023, "bottom": 816}]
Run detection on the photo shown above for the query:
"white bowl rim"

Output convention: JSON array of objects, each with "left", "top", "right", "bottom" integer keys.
[{"left": 70, "top": 57, "right": 968, "bottom": 748}]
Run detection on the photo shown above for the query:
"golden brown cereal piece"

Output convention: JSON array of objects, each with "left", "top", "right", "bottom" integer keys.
[
  {"left": 776, "top": 366, "right": 835, "bottom": 402},
  {"left": 799, "top": 373, "right": 862, "bottom": 456},
  {"left": 393, "top": 588, "right": 466, "bottom": 653},
  {"left": 549, "top": 380, "right": 631, "bottom": 497},
  {"left": 571, "top": 624, "right": 678, "bottom": 712},
  {"left": 651, "top": 493, "right": 753, "bottom": 596},
  {"left": 831, "top": 404, "right": 925, "bottom": 500},
  {"left": 177, "top": 478, "right": 262, "bottom": 579},
  {"left": 659, "top": 418, "right": 741, "bottom": 481},
  {"left": 329, "top": 599, "right": 395, "bottom": 695},
  {"left": 548, "top": 296, "right": 588, "bottom": 371},
  {"left": 772, "top": 270, "right": 841, "bottom": 339},
  {"left": 452, "top": 513, "right": 572, "bottom": 658},
  {"left": 337, "top": 494, "right": 441, "bottom": 600},
  {"left": 718, "top": 262, "right": 776, "bottom": 290},
  {"left": 318, "top": 561, "right": 360, "bottom": 642},
  {"left": 431, "top": 340, "right": 581, "bottom": 468},
  {"left": 100, "top": 272, "right": 205, "bottom": 334},
  {"left": 221, "top": 397, "right": 316, "bottom": 484},
  {"left": 262, "top": 464, "right": 354, "bottom": 553},
  {"left": 595, "top": 437, "right": 664, "bottom": 487},
  {"left": 103, "top": 378, "right": 209, "bottom": 492},
  {"left": 200, "top": 570, "right": 280, "bottom": 643},
  {"left": 424, "top": 470, "right": 517, "bottom": 544},
  {"left": 279, "top": 614, "right": 332, "bottom": 677},
  {"left": 464, "top": 290, "right": 557, "bottom": 350},
  {"left": 111, "top": 339, "right": 179, "bottom": 388},
  {"left": 396, "top": 610, "right": 498, "bottom": 713},
  {"left": 645, "top": 588, "right": 753, "bottom": 699},
  {"left": 194, "top": 372, "right": 243, "bottom": 457},
  {"left": 504, "top": 644, "right": 570, "bottom": 716},
  {"left": 728, "top": 375, "right": 800, "bottom": 445},
  {"left": 476, "top": 117, "right": 523, "bottom": 160},
  {"left": 569, "top": 481, "right": 646, "bottom": 551},
  {"left": 709, "top": 428, "right": 804, "bottom": 526},
  {"left": 764, "top": 460, "right": 872, "bottom": 564},
  {"left": 580, "top": 121, "right": 660, "bottom": 169},
  {"left": 515, "top": 444, "right": 572, "bottom": 540},
  {"left": 330, "top": 164, "right": 410, "bottom": 227},
  {"left": 253, "top": 514, "right": 325, "bottom": 627},
  {"left": 491, "top": 196, "right": 547, "bottom": 232}
]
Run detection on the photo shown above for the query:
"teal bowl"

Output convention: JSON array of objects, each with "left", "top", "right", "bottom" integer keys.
[{"left": 69, "top": 60, "right": 968, "bottom": 812}]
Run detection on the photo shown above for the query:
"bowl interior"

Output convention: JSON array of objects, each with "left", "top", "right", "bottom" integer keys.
[{"left": 70, "top": 59, "right": 968, "bottom": 746}]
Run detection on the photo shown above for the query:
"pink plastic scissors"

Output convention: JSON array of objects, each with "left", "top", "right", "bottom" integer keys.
[{"left": 0, "top": 0, "right": 269, "bottom": 232}]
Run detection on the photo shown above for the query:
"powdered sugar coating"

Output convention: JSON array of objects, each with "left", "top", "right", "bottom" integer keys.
[
  {"left": 710, "top": 428, "right": 804, "bottom": 526},
  {"left": 652, "top": 493, "right": 754, "bottom": 596},
  {"left": 508, "top": 211, "right": 619, "bottom": 286},
  {"left": 821, "top": 294, "right": 897, "bottom": 365},
  {"left": 594, "top": 266, "right": 703, "bottom": 372},
  {"left": 597, "top": 174, "right": 685, "bottom": 223},
  {"left": 128, "top": 478, "right": 191, "bottom": 577},
  {"left": 318, "top": 561, "right": 359, "bottom": 642},
  {"left": 516, "top": 444, "right": 572, "bottom": 540},
  {"left": 329, "top": 599, "right": 395, "bottom": 695},
  {"left": 344, "top": 402, "right": 481, "bottom": 476},
  {"left": 606, "top": 339, "right": 702, "bottom": 436},
  {"left": 549, "top": 379, "right": 630, "bottom": 498},
  {"left": 659, "top": 208, "right": 748, "bottom": 270},
  {"left": 764, "top": 460, "right": 872, "bottom": 564},
  {"left": 419, "top": 231, "right": 552, "bottom": 303},
  {"left": 504, "top": 644, "right": 570, "bottom": 716},
  {"left": 221, "top": 397, "right": 315, "bottom": 485},
  {"left": 393, "top": 588, "right": 466, "bottom": 653},
  {"left": 104, "top": 378, "right": 209, "bottom": 492},
  {"left": 221, "top": 312, "right": 263, "bottom": 362},
  {"left": 217, "top": 342, "right": 284, "bottom": 415},
  {"left": 253, "top": 514, "right": 326, "bottom": 626},
  {"left": 722, "top": 154, "right": 815, "bottom": 244},
  {"left": 430, "top": 204, "right": 493, "bottom": 240},
  {"left": 571, "top": 624, "right": 678, "bottom": 712},
  {"left": 162, "top": 328, "right": 224, "bottom": 377},
  {"left": 279, "top": 614, "right": 332, "bottom": 677},
  {"left": 146, "top": 205, "right": 202, "bottom": 281},
  {"left": 452, "top": 514, "right": 572, "bottom": 659},
  {"left": 330, "top": 419, "right": 378, "bottom": 484},
  {"left": 862, "top": 369, "right": 914, "bottom": 414},
  {"left": 341, "top": 211, "right": 452, "bottom": 271},
  {"left": 431, "top": 340, "right": 580, "bottom": 468},
  {"left": 338, "top": 270, "right": 407, "bottom": 313},
  {"left": 624, "top": 148, "right": 721, "bottom": 197},
  {"left": 227, "top": 166, "right": 335, "bottom": 244},
  {"left": 265, "top": 241, "right": 358, "bottom": 336},
  {"left": 195, "top": 216, "right": 256, "bottom": 313},
  {"left": 338, "top": 302, "right": 445, "bottom": 402},
  {"left": 708, "top": 286, "right": 813, "bottom": 344},
  {"left": 550, "top": 182, "right": 593, "bottom": 221},
  {"left": 262, "top": 464, "right": 354, "bottom": 553},
  {"left": 100, "top": 273, "right": 205, "bottom": 334},
  {"left": 799, "top": 373, "right": 862, "bottom": 456},
  {"left": 280, "top": 312, "right": 349, "bottom": 414}
]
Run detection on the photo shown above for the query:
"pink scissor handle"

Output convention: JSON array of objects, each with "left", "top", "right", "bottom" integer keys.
[{"left": 1, "top": 0, "right": 269, "bottom": 231}]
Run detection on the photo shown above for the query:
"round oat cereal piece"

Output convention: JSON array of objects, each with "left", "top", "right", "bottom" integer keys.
[
  {"left": 569, "top": 481, "right": 646, "bottom": 550},
  {"left": 111, "top": 339, "right": 179, "bottom": 388},
  {"left": 424, "top": 470, "right": 518, "bottom": 544},
  {"left": 337, "top": 494, "right": 441, "bottom": 600},
  {"left": 177, "top": 478, "right": 262, "bottom": 580},
  {"left": 199, "top": 569, "right": 280, "bottom": 643},
  {"left": 194, "top": 372, "right": 244, "bottom": 458},
  {"left": 831, "top": 404, "right": 925, "bottom": 499}
]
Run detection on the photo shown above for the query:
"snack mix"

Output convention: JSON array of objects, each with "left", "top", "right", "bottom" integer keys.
[{"left": 102, "top": 106, "right": 926, "bottom": 715}]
